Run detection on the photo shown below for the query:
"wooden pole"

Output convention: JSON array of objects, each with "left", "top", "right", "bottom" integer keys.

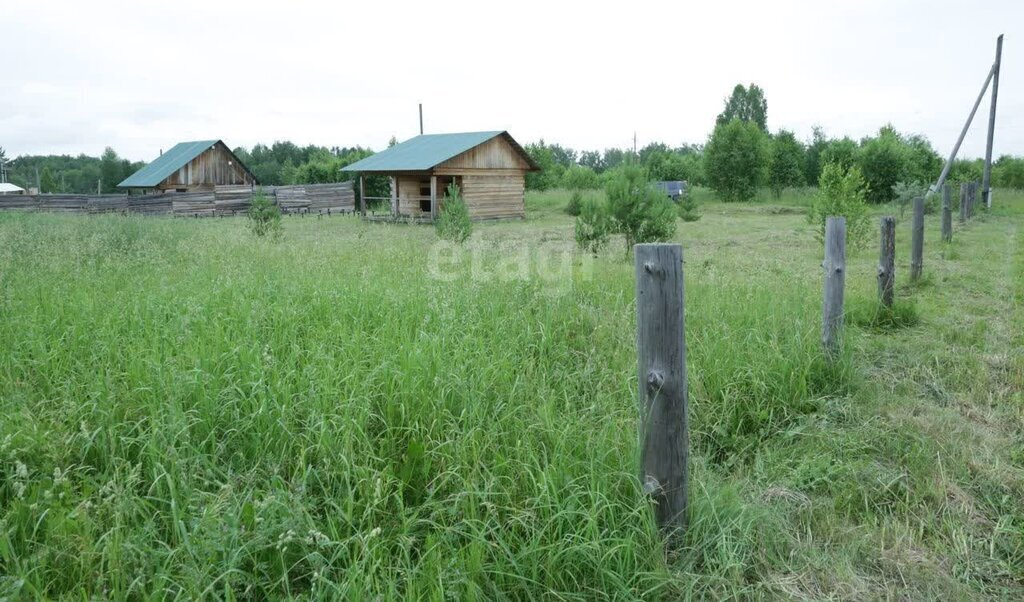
[
  {"left": 982, "top": 34, "right": 1003, "bottom": 210},
  {"left": 942, "top": 184, "right": 953, "bottom": 242},
  {"left": 931, "top": 65, "right": 995, "bottom": 194},
  {"left": 910, "top": 197, "right": 925, "bottom": 281},
  {"left": 359, "top": 175, "right": 366, "bottom": 217},
  {"left": 634, "top": 243, "right": 688, "bottom": 540},
  {"left": 822, "top": 217, "right": 846, "bottom": 358},
  {"left": 966, "top": 182, "right": 973, "bottom": 219},
  {"left": 430, "top": 175, "right": 438, "bottom": 222},
  {"left": 390, "top": 176, "right": 398, "bottom": 216},
  {"left": 878, "top": 216, "right": 896, "bottom": 307},
  {"left": 959, "top": 183, "right": 968, "bottom": 223}
]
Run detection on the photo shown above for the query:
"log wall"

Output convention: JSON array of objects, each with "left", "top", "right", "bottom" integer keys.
[{"left": 461, "top": 173, "right": 525, "bottom": 220}]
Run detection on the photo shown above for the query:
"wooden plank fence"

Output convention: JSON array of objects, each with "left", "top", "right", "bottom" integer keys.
[{"left": 0, "top": 182, "right": 355, "bottom": 217}]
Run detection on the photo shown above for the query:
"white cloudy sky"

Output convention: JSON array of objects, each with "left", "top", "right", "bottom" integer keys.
[{"left": 1, "top": 0, "right": 1019, "bottom": 162}]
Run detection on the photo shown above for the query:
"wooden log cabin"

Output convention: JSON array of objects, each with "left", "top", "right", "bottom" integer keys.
[
  {"left": 118, "top": 140, "right": 256, "bottom": 193},
  {"left": 341, "top": 131, "right": 540, "bottom": 221}
]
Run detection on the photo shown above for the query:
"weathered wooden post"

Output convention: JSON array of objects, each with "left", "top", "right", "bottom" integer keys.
[
  {"left": 966, "top": 182, "right": 974, "bottom": 219},
  {"left": 959, "top": 183, "right": 968, "bottom": 223},
  {"left": 635, "top": 243, "right": 688, "bottom": 541},
  {"left": 359, "top": 175, "right": 366, "bottom": 218},
  {"left": 911, "top": 197, "right": 925, "bottom": 281},
  {"left": 941, "top": 184, "right": 953, "bottom": 243},
  {"left": 878, "top": 216, "right": 896, "bottom": 307},
  {"left": 822, "top": 217, "right": 846, "bottom": 357}
]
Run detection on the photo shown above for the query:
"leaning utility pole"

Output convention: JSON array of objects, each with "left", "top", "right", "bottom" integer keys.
[
  {"left": 930, "top": 34, "right": 1004, "bottom": 201},
  {"left": 931, "top": 65, "right": 994, "bottom": 194},
  {"left": 982, "top": 34, "right": 1004, "bottom": 209}
]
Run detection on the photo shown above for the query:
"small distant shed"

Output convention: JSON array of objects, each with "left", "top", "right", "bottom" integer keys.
[
  {"left": 118, "top": 140, "right": 256, "bottom": 193},
  {"left": 341, "top": 131, "right": 540, "bottom": 221},
  {"left": 0, "top": 183, "right": 26, "bottom": 195}
]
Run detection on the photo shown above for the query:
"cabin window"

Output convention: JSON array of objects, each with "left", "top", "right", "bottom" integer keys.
[{"left": 419, "top": 180, "right": 431, "bottom": 212}]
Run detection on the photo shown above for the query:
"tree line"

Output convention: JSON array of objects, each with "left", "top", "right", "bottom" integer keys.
[
  {"left": 0, "top": 147, "right": 145, "bottom": 194},
  {"left": 0, "top": 142, "right": 388, "bottom": 196},
  {"left": 525, "top": 83, "right": 1024, "bottom": 202},
  {"left": 4, "top": 83, "right": 1023, "bottom": 199}
]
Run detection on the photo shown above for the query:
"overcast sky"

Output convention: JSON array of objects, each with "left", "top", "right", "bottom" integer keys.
[{"left": 1, "top": 0, "right": 1020, "bottom": 162}]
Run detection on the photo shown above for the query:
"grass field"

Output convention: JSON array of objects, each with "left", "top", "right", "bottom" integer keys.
[{"left": 1, "top": 189, "right": 1022, "bottom": 599}]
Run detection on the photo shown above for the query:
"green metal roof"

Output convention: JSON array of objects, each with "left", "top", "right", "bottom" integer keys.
[
  {"left": 118, "top": 140, "right": 220, "bottom": 188},
  {"left": 341, "top": 131, "right": 539, "bottom": 172}
]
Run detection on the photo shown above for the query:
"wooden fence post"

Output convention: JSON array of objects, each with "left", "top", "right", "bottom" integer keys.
[
  {"left": 359, "top": 175, "right": 366, "bottom": 217},
  {"left": 941, "top": 184, "right": 953, "bottom": 243},
  {"left": 878, "top": 216, "right": 896, "bottom": 307},
  {"left": 911, "top": 197, "right": 925, "bottom": 281},
  {"left": 822, "top": 217, "right": 846, "bottom": 357},
  {"left": 635, "top": 243, "right": 688, "bottom": 541},
  {"left": 959, "top": 183, "right": 968, "bottom": 223},
  {"left": 970, "top": 181, "right": 978, "bottom": 217},
  {"left": 967, "top": 182, "right": 974, "bottom": 219}
]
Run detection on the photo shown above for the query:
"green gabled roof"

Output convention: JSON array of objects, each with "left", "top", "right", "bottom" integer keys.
[
  {"left": 118, "top": 140, "right": 220, "bottom": 188},
  {"left": 341, "top": 131, "right": 539, "bottom": 172}
]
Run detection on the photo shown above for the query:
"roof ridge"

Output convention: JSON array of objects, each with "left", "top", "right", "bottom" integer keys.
[{"left": 341, "top": 131, "right": 536, "bottom": 173}]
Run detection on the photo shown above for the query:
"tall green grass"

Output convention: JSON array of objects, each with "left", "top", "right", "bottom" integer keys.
[{"left": 1, "top": 192, "right": 1022, "bottom": 598}]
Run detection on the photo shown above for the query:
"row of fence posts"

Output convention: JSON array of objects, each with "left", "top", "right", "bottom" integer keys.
[{"left": 635, "top": 180, "right": 984, "bottom": 543}]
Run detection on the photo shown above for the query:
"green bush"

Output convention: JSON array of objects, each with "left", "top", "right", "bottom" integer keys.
[
  {"left": 704, "top": 119, "right": 769, "bottom": 202},
  {"left": 678, "top": 193, "right": 701, "bottom": 222},
  {"left": 994, "top": 155, "right": 1024, "bottom": 189},
  {"left": 768, "top": 130, "right": 806, "bottom": 196},
  {"left": 857, "top": 127, "right": 907, "bottom": 204},
  {"left": 247, "top": 189, "right": 282, "bottom": 239},
  {"left": 574, "top": 197, "right": 612, "bottom": 254},
  {"left": 605, "top": 165, "right": 677, "bottom": 256},
  {"left": 565, "top": 190, "right": 583, "bottom": 216},
  {"left": 892, "top": 181, "right": 928, "bottom": 218},
  {"left": 435, "top": 183, "right": 472, "bottom": 243},
  {"left": 562, "top": 165, "right": 601, "bottom": 190},
  {"left": 808, "top": 162, "right": 870, "bottom": 248}
]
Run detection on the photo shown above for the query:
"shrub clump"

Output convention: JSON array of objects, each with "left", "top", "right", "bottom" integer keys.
[
  {"left": 605, "top": 165, "right": 677, "bottom": 256},
  {"left": 247, "top": 189, "right": 282, "bottom": 239},
  {"left": 808, "top": 162, "right": 870, "bottom": 248},
  {"left": 892, "top": 181, "right": 931, "bottom": 218},
  {"left": 678, "top": 192, "right": 701, "bottom": 222},
  {"left": 565, "top": 190, "right": 583, "bottom": 216},
  {"left": 435, "top": 183, "right": 472, "bottom": 243},
  {"left": 574, "top": 166, "right": 677, "bottom": 257},
  {"left": 574, "top": 196, "right": 612, "bottom": 254}
]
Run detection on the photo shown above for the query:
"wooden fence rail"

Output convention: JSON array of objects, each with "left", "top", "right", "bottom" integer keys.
[{"left": 0, "top": 182, "right": 355, "bottom": 217}]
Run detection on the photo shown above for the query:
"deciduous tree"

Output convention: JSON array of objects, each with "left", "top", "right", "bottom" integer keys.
[
  {"left": 768, "top": 130, "right": 806, "bottom": 196},
  {"left": 704, "top": 119, "right": 769, "bottom": 202},
  {"left": 716, "top": 83, "right": 768, "bottom": 132}
]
